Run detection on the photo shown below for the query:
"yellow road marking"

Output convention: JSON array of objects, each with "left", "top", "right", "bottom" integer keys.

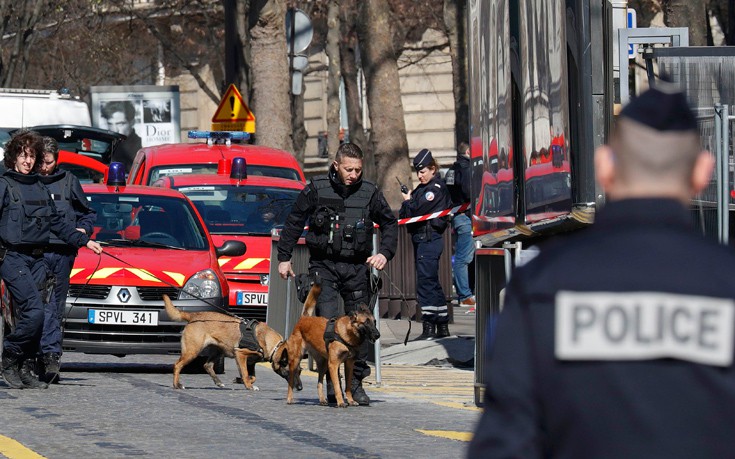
[
  {"left": 269, "top": 362, "right": 478, "bottom": 410},
  {"left": 0, "top": 435, "right": 46, "bottom": 459},
  {"left": 416, "top": 429, "right": 473, "bottom": 442}
]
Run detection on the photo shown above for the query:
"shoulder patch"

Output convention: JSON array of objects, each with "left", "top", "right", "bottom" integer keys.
[
  {"left": 424, "top": 191, "right": 435, "bottom": 202},
  {"left": 555, "top": 291, "right": 735, "bottom": 366}
]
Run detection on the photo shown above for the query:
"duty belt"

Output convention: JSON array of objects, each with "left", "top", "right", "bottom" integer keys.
[{"left": 11, "top": 245, "right": 45, "bottom": 257}]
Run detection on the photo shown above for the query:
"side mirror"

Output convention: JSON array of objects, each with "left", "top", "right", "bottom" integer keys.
[{"left": 216, "top": 240, "right": 246, "bottom": 258}]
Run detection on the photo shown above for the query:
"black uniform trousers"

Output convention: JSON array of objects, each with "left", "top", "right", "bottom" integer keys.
[
  {"left": 41, "top": 249, "right": 76, "bottom": 355},
  {"left": 1, "top": 251, "right": 49, "bottom": 357},
  {"left": 411, "top": 231, "right": 448, "bottom": 324},
  {"left": 308, "top": 258, "right": 372, "bottom": 381}
]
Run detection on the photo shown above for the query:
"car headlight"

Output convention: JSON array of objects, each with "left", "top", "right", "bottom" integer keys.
[
  {"left": 260, "top": 274, "right": 269, "bottom": 286},
  {"left": 179, "top": 269, "right": 221, "bottom": 299}
]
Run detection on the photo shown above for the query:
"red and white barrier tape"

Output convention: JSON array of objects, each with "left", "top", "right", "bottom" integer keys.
[{"left": 397, "top": 203, "right": 469, "bottom": 226}]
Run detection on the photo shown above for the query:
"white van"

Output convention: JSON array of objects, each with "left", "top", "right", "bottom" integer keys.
[{"left": 0, "top": 88, "right": 91, "bottom": 129}]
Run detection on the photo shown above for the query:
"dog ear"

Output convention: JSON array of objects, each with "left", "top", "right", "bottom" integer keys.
[{"left": 358, "top": 303, "right": 372, "bottom": 314}]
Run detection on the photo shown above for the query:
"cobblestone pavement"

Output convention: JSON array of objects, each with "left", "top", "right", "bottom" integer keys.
[{"left": 0, "top": 352, "right": 480, "bottom": 459}]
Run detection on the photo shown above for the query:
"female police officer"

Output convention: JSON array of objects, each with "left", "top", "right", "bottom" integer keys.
[
  {"left": 0, "top": 130, "right": 102, "bottom": 389},
  {"left": 399, "top": 149, "right": 452, "bottom": 340}
]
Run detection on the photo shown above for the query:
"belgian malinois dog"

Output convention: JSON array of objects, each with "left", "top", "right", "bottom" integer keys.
[
  {"left": 163, "top": 295, "right": 289, "bottom": 391},
  {"left": 275, "top": 283, "right": 381, "bottom": 407}
]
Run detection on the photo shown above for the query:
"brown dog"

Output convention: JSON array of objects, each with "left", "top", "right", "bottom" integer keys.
[
  {"left": 163, "top": 294, "right": 289, "bottom": 390},
  {"left": 275, "top": 283, "right": 381, "bottom": 407}
]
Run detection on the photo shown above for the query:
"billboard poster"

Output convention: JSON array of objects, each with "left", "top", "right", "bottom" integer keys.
[{"left": 90, "top": 85, "right": 180, "bottom": 172}]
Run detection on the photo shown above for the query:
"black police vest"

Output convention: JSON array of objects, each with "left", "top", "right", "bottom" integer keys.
[
  {"left": 305, "top": 176, "right": 375, "bottom": 260},
  {"left": 0, "top": 176, "right": 54, "bottom": 246},
  {"left": 42, "top": 173, "right": 75, "bottom": 245}
]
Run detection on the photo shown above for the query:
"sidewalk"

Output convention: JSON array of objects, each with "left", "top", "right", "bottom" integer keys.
[{"left": 376, "top": 303, "right": 476, "bottom": 368}]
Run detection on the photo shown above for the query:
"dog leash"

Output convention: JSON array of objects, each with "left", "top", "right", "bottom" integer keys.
[{"left": 375, "top": 270, "right": 412, "bottom": 346}]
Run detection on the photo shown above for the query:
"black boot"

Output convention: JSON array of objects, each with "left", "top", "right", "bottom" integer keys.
[
  {"left": 415, "top": 321, "right": 436, "bottom": 341},
  {"left": 42, "top": 353, "right": 61, "bottom": 384},
  {"left": 436, "top": 323, "right": 450, "bottom": 338},
  {"left": 351, "top": 377, "right": 370, "bottom": 406},
  {"left": 1, "top": 350, "right": 23, "bottom": 389},
  {"left": 20, "top": 359, "right": 48, "bottom": 389}
]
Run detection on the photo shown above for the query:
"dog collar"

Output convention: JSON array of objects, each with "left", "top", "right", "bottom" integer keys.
[{"left": 268, "top": 340, "right": 284, "bottom": 362}]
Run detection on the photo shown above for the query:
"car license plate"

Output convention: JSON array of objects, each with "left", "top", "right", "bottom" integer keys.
[
  {"left": 236, "top": 292, "right": 268, "bottom": 306},
  {"left": 88, "top": 309, "right": 158, "bottom": 326}
]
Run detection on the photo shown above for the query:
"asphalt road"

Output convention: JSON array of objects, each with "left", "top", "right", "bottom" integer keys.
[{"left": 0, "top": 352, "right": 480, "bottom": 459}]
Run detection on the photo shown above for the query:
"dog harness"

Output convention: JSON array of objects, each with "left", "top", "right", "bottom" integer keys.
[
  {"left": 238, "top": 319, "right": 264, "bottom": 357},
  {"left": 323, "top": 318, "right": 354, "bottom": 355}
]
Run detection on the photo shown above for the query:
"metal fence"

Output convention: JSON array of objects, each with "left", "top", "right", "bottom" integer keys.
[{"left": 657, "top": 48, "right": 735, "bottom": 245}]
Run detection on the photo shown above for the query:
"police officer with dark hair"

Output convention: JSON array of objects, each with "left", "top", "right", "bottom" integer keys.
[
  {"left": 0, "top": 130, "right": 103, "bottom": 389},
  {"left": 400, "top": 149, "right": 452, "bottom": 340},
  {"left": 277, "top": 142, "right": 398, "bottom": 406},
  {"left": 36, "top": 136, "right": 97, "bottom": 383},
  {"left": 468, "top": 85, "right": 735, "bottom": 458}
]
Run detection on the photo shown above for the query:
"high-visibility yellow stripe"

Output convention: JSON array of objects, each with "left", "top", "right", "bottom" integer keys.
[
  {"left": 163, "top": 271, "right": 185, "bottom": 286},
  {"left": 234, "top": 257, "right": 268, "bottom": 270},
  {"left": 0, "top": 435, "right": 47, "bottom": 459},
  {"left": 88, "top": 267, "right": 123, "bottom": 279},
  {"left": 218, "top": 258, "right": 230, "bottom": 267},
  {"left": 416, "top": 430, "right": 473, "bottom": 442},
  {"left": 70, "top": 268, "right": 84, "bottom": 279},
  {"left": 126, "top": 268, "right": 161, "bottom": 283}
]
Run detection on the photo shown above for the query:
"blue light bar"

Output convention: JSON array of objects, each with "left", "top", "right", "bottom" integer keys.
[
  {"left": 188, "top": 131, "right": 250, "bottom": 141},
  {"left": 107, "top": 162, "right": 126, "bottom": 187},
  {"left": 231, "top": 157, "right": 247, "bottom": 180}
]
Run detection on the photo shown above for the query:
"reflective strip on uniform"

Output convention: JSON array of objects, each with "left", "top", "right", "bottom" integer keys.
[{"left": 555, "top": 291, "right": 735, "bottom": 366}]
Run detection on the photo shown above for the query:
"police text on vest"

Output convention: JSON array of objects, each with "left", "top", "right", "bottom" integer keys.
[{"left": 555, "top": 291, "right": 735, "bottom": 366}]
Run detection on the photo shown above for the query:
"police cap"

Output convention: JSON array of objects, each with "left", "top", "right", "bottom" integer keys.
[
  {"left": 413, "top": 148, "right": 433, "bottom": 171},
  {"left": 619, "top": 83, "right": 698, "bottom": 132}
]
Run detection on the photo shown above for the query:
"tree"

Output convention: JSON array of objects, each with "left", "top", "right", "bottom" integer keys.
[
  {"left": 444, "top": 0, "right": 468, "bottom": 150},
  {"left": 339, "top": 0, "right": 370, "bottom": 175},
  {"left": 662, "top": 0, "right": 708, "bottom": 45},
  {"left": 324, "top": 0, "right": 341, "bottom": 160},
  {"left": 0, "top": 0, "right": 49, "bottom": 87},
  {"left": 356, "top": 0, "right": 411, "bottom": 209},
  {"left": 249, "top": 0, "right": 292, "bottom": 152}
]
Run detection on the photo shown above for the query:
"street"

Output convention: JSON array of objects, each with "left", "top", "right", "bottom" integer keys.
[{"left": 0, "top": 351, "right": 479, "bottom": 459}]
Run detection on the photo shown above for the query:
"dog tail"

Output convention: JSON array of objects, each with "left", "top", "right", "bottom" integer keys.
[
  {"left": 301, "top": 283, "right": 321, "bottom": 317},
  {"left": 163, "top": 294, "right": 191, "bottom": 322}
]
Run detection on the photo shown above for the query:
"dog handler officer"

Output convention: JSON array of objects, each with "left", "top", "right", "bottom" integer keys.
[
  {"left": 0, "top": 130, "right": 103, "bottom": 389},
  {"left": 277, "top": 142, "right": 398, "bottom": 406},
  {"left": 468, "top": 85, "right": 735, "bottom": 458}
]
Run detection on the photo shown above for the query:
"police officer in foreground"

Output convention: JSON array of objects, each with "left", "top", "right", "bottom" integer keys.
[
  {"left": 36, "top": 137, "right": 97, "bottom": 383},
  {"left": 0, "top": 131, "right": 103, "bottom": 389},
  {"left": 468, "top": 85, "right": 735, "bottom": 458},
  {"left": 277, "top": 142, "right": 398, "bottom": 406}
]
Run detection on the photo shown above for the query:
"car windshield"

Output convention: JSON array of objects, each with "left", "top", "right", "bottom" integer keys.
[
  {"left": 149, "top": 164, "right": 301, "bottom": 184},
  {"left": 87, "top": 193, "right": 208, "bottom": 250},
  {"left": 175, "top": 184, "right": 300, "bottom": 235}
]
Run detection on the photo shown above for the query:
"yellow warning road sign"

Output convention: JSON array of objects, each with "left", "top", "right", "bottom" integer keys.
[{"left": 211, "top": 84, "right": 255, "bottom": 133}]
